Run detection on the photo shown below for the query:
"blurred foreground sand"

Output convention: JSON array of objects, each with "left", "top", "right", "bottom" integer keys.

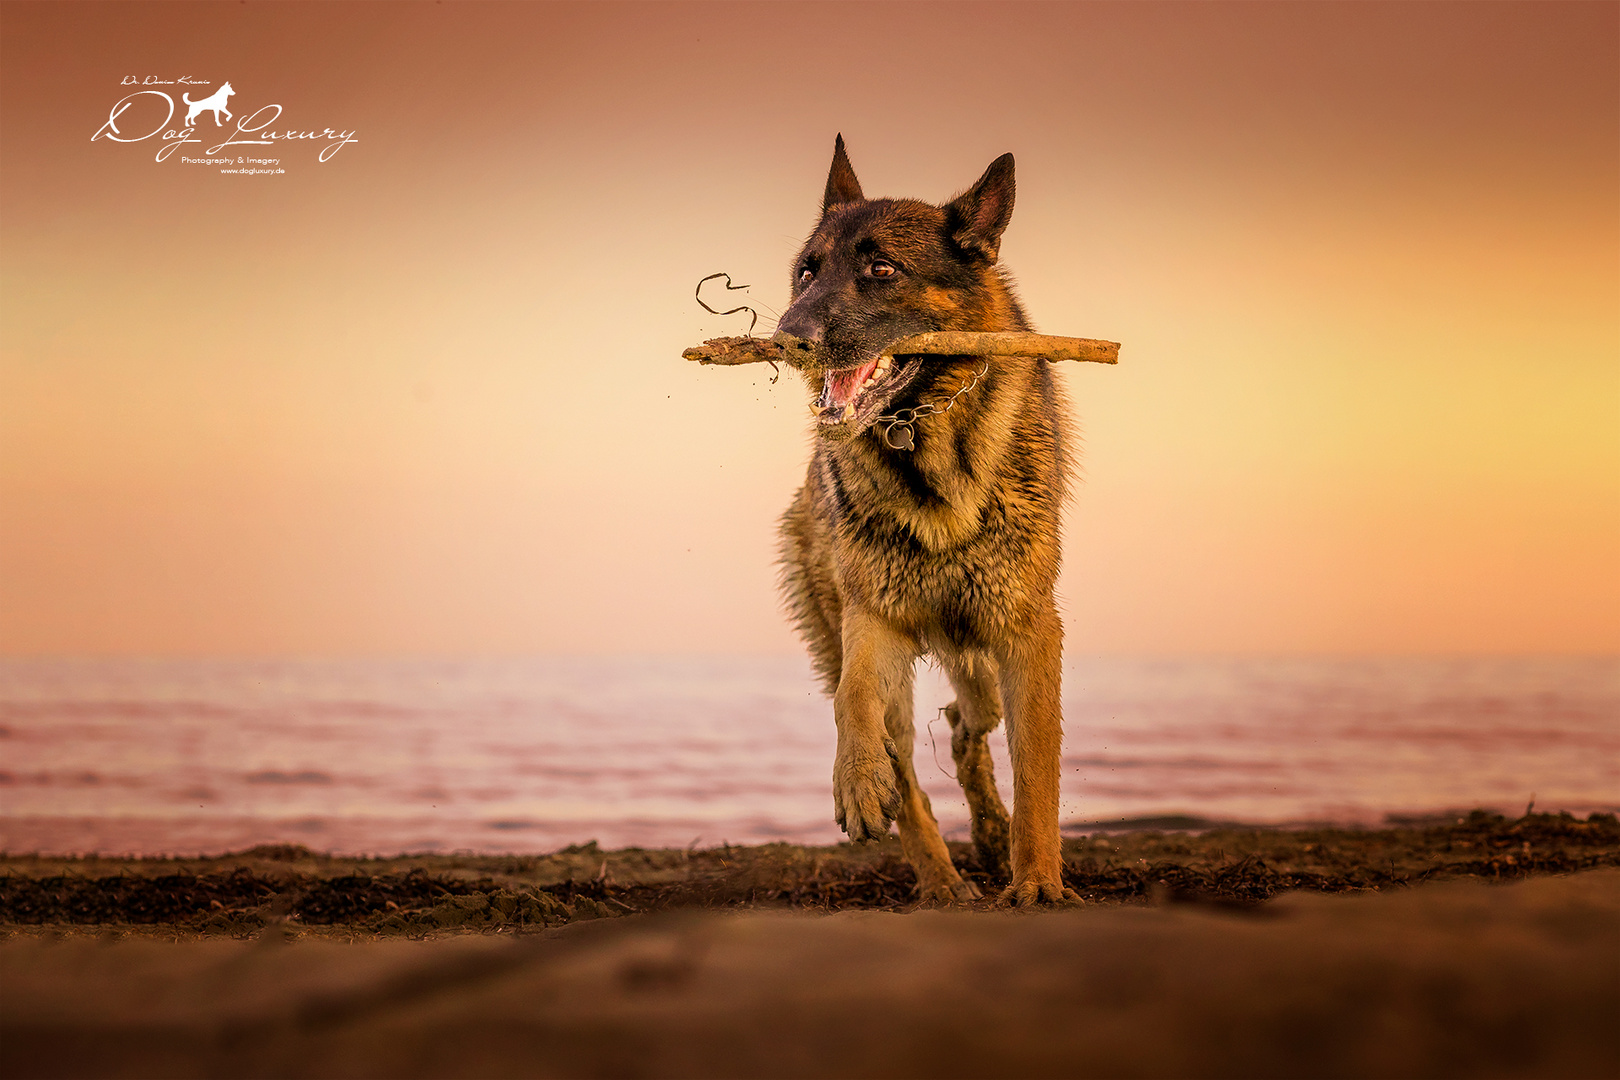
[{"left": 3, "top": 869, "right": 1616, "bottom": 1079}]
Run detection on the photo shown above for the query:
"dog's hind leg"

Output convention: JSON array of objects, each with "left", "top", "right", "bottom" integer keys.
[
  {"left": 995, "top": 604, "right": 1080, "bottom": 906},
  {"left": 942, "top": 653, "right": 1012, "bottom": 882},
  {"left": 884, "top": 663, "right": 981, "bottom": 902}
]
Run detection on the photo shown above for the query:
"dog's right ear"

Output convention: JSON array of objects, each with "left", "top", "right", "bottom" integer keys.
[
  {"left": 945, "top": 153, "right": 1016, "bottom": 263},
  {"left": 822, "top": 134, "right": 865, "bottom": 213}
]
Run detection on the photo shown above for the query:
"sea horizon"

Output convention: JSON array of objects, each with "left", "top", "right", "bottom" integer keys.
[{"left": 3, "top": 652, "right": 1615, "bottom": 857}]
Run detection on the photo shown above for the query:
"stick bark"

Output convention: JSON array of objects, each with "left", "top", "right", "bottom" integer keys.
[{"left": 683, "top": 332, "right": 1119, "bottom": 368}]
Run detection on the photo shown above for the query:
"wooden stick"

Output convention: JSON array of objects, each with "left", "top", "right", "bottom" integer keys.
[
  {"left": 683, "top": 335, "right": 817, "bottom": 367},
  {"left": 682, "top": 331, "right": 1119, "bottom": 368},
  {"left": 896, "top": 332, "right": 1120, "bottom": 363}
]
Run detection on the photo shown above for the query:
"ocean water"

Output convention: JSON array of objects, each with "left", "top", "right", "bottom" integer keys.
[{"left": 0, "top": 655, "right": 1614, "bottom": 856}]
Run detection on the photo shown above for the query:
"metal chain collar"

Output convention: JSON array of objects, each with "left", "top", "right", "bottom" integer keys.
[{"left": 875, "top": 358, "right": 990, "bottom": 451}]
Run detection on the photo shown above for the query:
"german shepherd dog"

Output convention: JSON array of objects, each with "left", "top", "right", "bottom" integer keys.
[{"left": 777, "top": 136, "right": 1079, "bottom": 905}]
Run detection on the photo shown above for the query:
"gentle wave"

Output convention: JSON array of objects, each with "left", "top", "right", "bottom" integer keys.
[{"left": 0, "top": 655, "right": 1614, "bottom": 855}]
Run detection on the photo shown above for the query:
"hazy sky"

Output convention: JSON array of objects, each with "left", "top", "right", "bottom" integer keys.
[{"left": 2, "top": 1, "right": 1616, "bottom": 656}]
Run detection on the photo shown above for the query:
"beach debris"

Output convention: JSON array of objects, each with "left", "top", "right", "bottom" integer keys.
[
  {"left": 4, "top": 812, "right": 1615, "bottom": 932},
  {"left": 694, "top": 272, "right": 762, "bottom": 338}
]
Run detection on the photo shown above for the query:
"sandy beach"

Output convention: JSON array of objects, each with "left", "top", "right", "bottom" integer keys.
[
  {"left": 2, "top": 869, "right": 1616, "bottom": 1079},
  {"left": 3, "top": 814, "right": 1617, "bottom": 1078}
]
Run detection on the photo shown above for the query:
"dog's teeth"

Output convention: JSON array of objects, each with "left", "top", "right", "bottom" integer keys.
[
  {"left": 877, "top": 355, "right": 892, "bottom": 371},
  {"left": 810, "top": 404, "right": 821, "bottom": 418},
  {"left": 843, "top": 404, "right": 856, "bottom": 421}
]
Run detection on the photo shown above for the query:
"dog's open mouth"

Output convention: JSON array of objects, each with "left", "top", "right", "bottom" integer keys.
[{"left": 814, "top": 354, "right": 923, "bottom": 435}]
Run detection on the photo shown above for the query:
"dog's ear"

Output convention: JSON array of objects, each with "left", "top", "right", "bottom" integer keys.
[
  {"left": 822, "top": 134, "right": 865, "bottom": 213},
  {"left": 945, "top": 153, "right": 1015, "bottom": 263}
]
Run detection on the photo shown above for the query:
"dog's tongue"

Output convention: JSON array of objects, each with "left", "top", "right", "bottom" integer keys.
[{"left": 819, "top": 358, "right": 880, "bottom": 410}]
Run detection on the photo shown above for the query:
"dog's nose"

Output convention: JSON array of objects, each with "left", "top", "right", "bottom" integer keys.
[{"left": 775, "top": 309, "right": 825, "bottom": 344}]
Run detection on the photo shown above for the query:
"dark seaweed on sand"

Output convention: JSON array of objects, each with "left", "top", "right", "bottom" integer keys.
[
  {"left": 295, "top": 869, "right": 488, "bottom": 922},
  {"left": 2, "top": 811, "right": 1615, "bottom": 930},
  {"left": 0, "top": 869, "right": 278, "bottom": 924}
]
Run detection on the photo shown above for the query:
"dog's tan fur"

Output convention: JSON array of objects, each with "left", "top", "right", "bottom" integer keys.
[{"left": 775, "top": 138, "right": 1078, "bottom": 905}]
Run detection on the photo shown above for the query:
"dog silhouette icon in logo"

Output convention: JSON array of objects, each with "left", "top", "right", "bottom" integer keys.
[{"left": 182, "top": 82, "right": 234, "bottom": 127}]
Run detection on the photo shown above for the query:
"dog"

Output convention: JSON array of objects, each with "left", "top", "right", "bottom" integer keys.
[
  {"left": 182, "top": 82, "right": 234, "bottom": 128},
  {"left": 775, "top": 136, "right": 1079, "bottom": 906}
]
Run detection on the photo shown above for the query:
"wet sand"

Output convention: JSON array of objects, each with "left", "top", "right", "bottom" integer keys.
[
  {"left": 1, "top": 870, "right": 1615, "bottom": 1079},
  {"left": 3, "top": 815, "right": 1617, "bottom": 1078}
]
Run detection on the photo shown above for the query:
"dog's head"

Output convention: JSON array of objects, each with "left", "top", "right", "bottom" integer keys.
[
  {"left": 777, "top": 135, "right": 1021, "bottom": 440},
  {"left": 220, "top": 82, "right": 234, "bottom": 96}
]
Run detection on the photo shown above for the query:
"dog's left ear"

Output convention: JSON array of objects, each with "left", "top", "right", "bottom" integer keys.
[
  {"left": 823, "top": 133, "right": 865, "bottom": 213},
  {"left": 945, "top": 153, "right": 1015, "bottom": 263}
]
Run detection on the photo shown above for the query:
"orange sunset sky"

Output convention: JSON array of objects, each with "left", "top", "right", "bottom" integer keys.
[{"left": 1, "top": 1, "right": 1616, "bottom": 656}]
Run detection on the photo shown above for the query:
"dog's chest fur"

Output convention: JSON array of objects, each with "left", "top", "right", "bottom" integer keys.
[{"left": 801, "top": 357, "right": 1069, "bottom": 646}]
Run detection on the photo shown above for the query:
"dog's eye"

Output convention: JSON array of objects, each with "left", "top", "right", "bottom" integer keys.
[{"left": 868, "top": 260, "right": 897, "bottom": 278}]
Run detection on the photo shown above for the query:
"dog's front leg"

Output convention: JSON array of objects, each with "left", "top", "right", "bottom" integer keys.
[
  {"left": 831, "top": 604, "right": 908, "bottom": 841},
  {"left": 996, "top": 602, "right": 1080, "bottom": 905}
]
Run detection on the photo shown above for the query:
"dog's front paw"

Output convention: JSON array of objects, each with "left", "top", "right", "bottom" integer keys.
[
  {"left": 1001, "top": 875, "right": 1082, "bottom": 908},
  {"left": 918, "top": 875, "right": 983, "bottom": 904},
  {"left": 832, "top": 742, "right": 901, "bottom": 842}
]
